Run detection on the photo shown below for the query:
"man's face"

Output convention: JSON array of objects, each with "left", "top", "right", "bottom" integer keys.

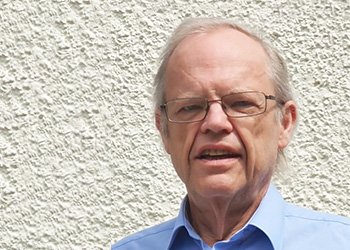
[{"left": 157, "top": 28, "right": 295, "bottom": 203}]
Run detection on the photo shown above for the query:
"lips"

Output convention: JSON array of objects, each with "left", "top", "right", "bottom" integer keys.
[{"left": 196, "top": 146, "right": 242, "bottom": 161}]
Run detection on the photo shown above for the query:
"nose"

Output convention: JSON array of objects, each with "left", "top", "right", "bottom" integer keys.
[{"left": 200, "top": 101, "right": 234, "bottom": 134}]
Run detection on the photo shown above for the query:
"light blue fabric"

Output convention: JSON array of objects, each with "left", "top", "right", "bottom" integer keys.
[{"left": 112, "top": 185, "right": 350, "bottom": 250}]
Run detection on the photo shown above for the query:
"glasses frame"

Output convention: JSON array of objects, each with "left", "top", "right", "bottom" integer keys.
[{"left": 160, "top": 91, "right": 285, "bottom": 123}]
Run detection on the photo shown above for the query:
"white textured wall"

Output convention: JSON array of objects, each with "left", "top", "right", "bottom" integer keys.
[{"left": 0, "top": 0, "right": 349, "bottom": 249}]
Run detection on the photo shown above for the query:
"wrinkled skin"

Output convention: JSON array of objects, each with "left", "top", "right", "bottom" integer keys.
[{"left": 156, "top": 28, "right": 297, "bottom": 245}]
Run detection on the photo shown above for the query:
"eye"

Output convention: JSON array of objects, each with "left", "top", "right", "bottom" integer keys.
[
  {"left": 229, "top": 100, "right": 256, "bottom": 109},
  {"left": 179, "top": 104, "right": 204, "bottom": 113}
]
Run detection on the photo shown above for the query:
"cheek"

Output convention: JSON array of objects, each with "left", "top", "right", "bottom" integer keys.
[
  {"left": 254, "top": 120, "right": 280, "bottom": 169},
  {"left": 235, "top": 126, "right": 257, "bottom": 178},
  {"left": 167, "top": 124, "right": 199, "bottom": 180},
  {"left": 235, "top": 118, "right": 279, "bottom": 174}
]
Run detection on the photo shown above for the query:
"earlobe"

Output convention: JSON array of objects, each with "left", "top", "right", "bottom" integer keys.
[{"left": 278, "top": 101, "right": 298, "bottom": 149}]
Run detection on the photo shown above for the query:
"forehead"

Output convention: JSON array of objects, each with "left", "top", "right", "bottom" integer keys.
[
  {"left": 164, "top": 28, "right": 273, "bottom": 98},
  {"left": 171, "top": 28, "right": 268, "bottom": 64}
]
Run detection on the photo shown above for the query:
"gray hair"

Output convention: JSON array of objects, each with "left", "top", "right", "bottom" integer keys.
[{"left": 153, "top": 17, "right": 295, "bottom": 167}]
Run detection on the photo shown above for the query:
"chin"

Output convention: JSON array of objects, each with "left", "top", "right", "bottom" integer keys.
[{"left": 195, "top": 176, "right": 244, "bottom": 198}]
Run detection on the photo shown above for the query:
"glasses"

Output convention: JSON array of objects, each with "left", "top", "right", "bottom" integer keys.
[{"left": 160, "top": 91, "right": 284, "bottom": 123}]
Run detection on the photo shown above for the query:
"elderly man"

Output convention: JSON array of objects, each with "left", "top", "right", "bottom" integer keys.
[{"left": 112, "top": 18, "right": 350, "bottom": 250}]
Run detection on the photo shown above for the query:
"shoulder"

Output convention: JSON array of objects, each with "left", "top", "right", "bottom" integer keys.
[
  {"left": 285, "top": 203, "right": 350, "bottom": 226},
  {"left": 283, "top": 203, "right": 350, "bottom": 249},
  {"left": 111, "top": 218, "right": 176, "bottom": 250}
]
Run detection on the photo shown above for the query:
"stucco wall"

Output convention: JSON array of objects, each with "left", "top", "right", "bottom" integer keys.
[{"left": 0, "top": 0, "right": 349, "bottom": 249}]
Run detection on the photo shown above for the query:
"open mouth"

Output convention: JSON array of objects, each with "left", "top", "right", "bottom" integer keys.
[{"left": 197, "top": 149, "right": 240, "bottom": 160}]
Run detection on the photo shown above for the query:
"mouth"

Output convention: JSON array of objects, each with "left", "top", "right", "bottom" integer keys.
[{"left": 197, "top": 149, "right": 241, "bottom": 161}]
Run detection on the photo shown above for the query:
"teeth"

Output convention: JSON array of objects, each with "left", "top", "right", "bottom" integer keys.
[{"left": 202, "top": 149, "right": 233, "bottom": 156}]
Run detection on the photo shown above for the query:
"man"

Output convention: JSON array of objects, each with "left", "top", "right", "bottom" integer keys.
[{"left": 112, "top": 17, "right": 350, "bottom": 250}]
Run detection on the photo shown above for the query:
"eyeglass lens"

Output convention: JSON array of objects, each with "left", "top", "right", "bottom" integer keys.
[{"left": 166, "top": 92, "right": 267, "bottom": 122}]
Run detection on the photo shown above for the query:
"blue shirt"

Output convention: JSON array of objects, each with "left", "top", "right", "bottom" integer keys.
[{"left": 112, "top": 185, "right": 350, "bottom": 250}]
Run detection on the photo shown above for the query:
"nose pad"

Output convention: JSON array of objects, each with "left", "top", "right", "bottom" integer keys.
[
  {"left": 206, "top": 100, "right": 225, "bottom": 115},
  {"left": 207, "top": 99, "right": 223, "bottom": 107},
  {"left": 206, "top": 100, "right": 227, "bottom": 116},
  {"left": 201, "top": 101, "right": 233, "bottom": 134}
]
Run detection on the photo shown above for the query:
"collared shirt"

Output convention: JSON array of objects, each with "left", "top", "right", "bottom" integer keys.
[{"left": 112, "top": 185, "right": 350, "bottom": 250}]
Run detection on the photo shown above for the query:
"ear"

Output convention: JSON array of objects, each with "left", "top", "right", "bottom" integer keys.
[
  {"left": 278, "top": 101, "right": 297, "bottom": 149},
  {"left": 155, "top": 109, "right": 170, "bottom": 154}
]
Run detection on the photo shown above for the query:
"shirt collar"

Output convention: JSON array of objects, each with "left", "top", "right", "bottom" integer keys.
[
  {"left": 248, "top": 184, "right": 285, "bottom": 250},
  {"left": 167, "top": 197, "right": 200, "bottom": 249},
  {"left": 167, "top": 184, "right": 286, "bottom": 250}
]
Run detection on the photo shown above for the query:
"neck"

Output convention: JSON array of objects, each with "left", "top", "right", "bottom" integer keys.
[{"left": 186, "top": 185, "right": 269, "bottom": 246}]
